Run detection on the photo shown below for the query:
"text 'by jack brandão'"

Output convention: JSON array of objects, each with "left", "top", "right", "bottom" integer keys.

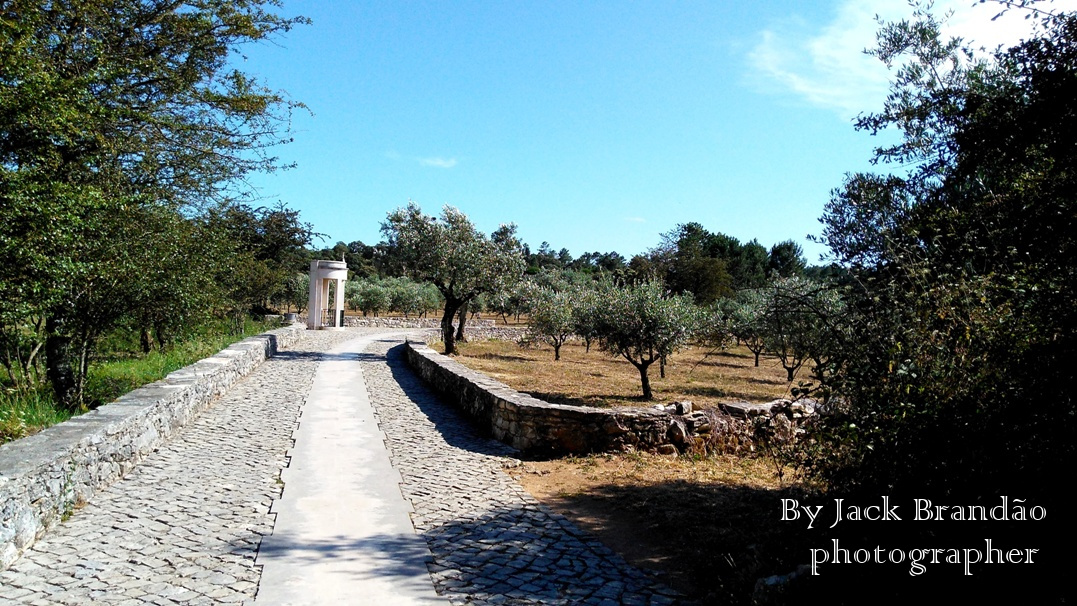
[{"left": 780, "top": 496, "right": 1045, "bottom": 576}]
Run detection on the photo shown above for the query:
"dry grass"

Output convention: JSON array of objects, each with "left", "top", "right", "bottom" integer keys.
[{"left": 449, "top": 338, "right": 792, "bottom": 407}]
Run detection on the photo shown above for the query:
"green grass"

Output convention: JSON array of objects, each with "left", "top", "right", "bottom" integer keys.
[
  {"left": 0, "top": 388, "right": 74, "bottom": 443},
  {"left": 1, "top": 318, "right": 279, "bottom": 444}
]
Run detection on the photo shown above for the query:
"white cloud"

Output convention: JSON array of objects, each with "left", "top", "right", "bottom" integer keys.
[
  {"left": 417, "top": 156, "right": 458, "bottom": 168},
  {"left": 749, "top": 0, "right": 1077, "bottom": 119},
  {"left": 385, "top": 151, "right": 459, "bottom": 168},
  {"left": 624, "top": 216, "right": 646, "bottom": 223}
]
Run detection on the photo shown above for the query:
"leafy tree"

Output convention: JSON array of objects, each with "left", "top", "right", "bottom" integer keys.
[
  {"left": 570, "top": 284, "right": 603, "bottom": 352},
  {"left": 525, "top": 289, "right": 576, "bottom": 360},
  {"left": 0, "top": 0, "right": 306, "bottom": 410},
  {"left": 381, "top": 203, "right": 525, "bottom": 354},
  {"left": 809, "top": 3, "right": 1077, "bottom": 516},
  {"left": 759, "top": 277, "right": 845, "bottom": 383},
  {"left": 593, "top": 281, "right": 699, "bottom": 400},
  {"left": 735, "top": 239, "right": 770, "bottom": 289},
  {"left": 282, "top": 273, "right": 310, "bottom": 314},
  {"left": 727, "top": 290, "right": 768, "bottom": 367},
  {"left": 353, "top": 280, "right": 390, "bottom": 317},
  {"left": 766, "top": 240, "right": 806, "bottom": 278}
]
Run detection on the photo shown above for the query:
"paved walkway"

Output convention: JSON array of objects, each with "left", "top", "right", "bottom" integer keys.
[{"left": 0, "top": 329, "right": 687, "bottom": 605}]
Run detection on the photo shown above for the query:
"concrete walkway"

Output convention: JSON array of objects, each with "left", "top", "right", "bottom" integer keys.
[
  {"left": 254, "top": 332, "right": 444, "bottom": 605},
  {"left": 0, "top": 329, "right": 687, "bottom": 605}
]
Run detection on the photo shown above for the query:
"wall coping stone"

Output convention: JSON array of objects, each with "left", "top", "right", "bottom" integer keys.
[{"left": 0, "top": 324, "right": 306, "bottom": 570}]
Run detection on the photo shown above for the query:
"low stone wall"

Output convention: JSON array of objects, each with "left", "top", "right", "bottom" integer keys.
[
  {"left": 404, "top": 340, "right": 715, "bottom": 456},
  {"left": 342, "top": 316, "right": 497, "bottom": 330},
  {"left": 0, "top": 325, "right": 306, "bottom": 571}
]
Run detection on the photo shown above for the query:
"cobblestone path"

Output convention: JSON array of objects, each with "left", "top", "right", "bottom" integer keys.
[
  {"left": 361, "top": 336, "right": 687, "bottom": 606},
  {"left": 0, "top": 329, "right": 364, "bottom": 605},
  {"left": 0, "top": 329, "right": 688, "bottom": 605}
]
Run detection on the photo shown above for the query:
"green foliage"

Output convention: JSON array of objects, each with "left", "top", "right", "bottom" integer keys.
[
  {"left": 1, "top": 317, "right": 275, "bottom": 443},
  {"left": 525, "top": 289, "right": 577, "bottom": 360},
  {"left": 766, "top": 241, "right": 807, "bottom": 279},
  {"left": 758, "top": 277, "right": 845, "bottom": 385},
  {"left": 0, "top": 0, "right": 307, "bottom": 410},
  {"left": 628, "top": 223, "right": 806, "bottom": 299},
  {"left": 726, "top": 290, "right": 768, "bottom": 367},
  {"left": 592, "top": 281, "right": 699, "bottom": 400},
  {"left": 281, "top": 273, "right": 310, "bottom": 314},
  {"left": 381, "top": 202, "right": 525, "bottom": 354},
  {"left": 807, "top": 5, "right": 1077, "bottom": 506}
]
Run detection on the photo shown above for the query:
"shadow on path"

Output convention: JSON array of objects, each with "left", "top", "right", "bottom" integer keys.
[{"left": 374, "top": 342, "right": 518, "bottom": 459}]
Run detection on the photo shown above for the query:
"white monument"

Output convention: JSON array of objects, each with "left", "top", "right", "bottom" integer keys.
[{"left": 307, "top": 260, "right": 348, "bottom": 330}]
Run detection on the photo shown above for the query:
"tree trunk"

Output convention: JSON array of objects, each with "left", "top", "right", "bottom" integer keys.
[
  {"left": 754, "top": 351, "right": 760, "bottom": 367},
  {"left": 786, "top": 366, "right": 795, "bottom": 382},
  {"left": 635, "top": 361, "right": 654, "bottom": 400},
  {"left": 45, "top": 315, "right": 79, "bottom": 411},
  {"left": 554, "top": 343, "right": 561, "bottom": 360},
  {"left": 140, "top": 327, "right": 154, "bottom": 354},
  {"left": 455, "top": 301, "right": 469, "bottom": 342},
  {"left": 660, "top": 356, "right": 666, "bottom": 378},
  {"left": 441, "top": 300, "right": 461, "bottom": 355},
  {"left": 154, "top": 321, "right": 168, "bottom": 351}
]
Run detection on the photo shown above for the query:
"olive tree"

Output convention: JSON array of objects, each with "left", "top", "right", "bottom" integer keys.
[
  {"left": 381, "top": 203, "right": 525, "bottom": 354},
  {"left": 593, "top": 281, "right": 699, "bottom": 400},
  {"left": 759, "top": 277, "right": 845, "bottom": 383},
  {"left": 727, "top": 290, "right": 768, "bottom": 367},
  {"left": 525, "top": 289, "right": 576, "bottom": 360}
]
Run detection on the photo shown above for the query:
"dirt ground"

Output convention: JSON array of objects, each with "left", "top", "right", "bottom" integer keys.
[{"left": 505, "top": 452, "right": 812, "bottom": 605}]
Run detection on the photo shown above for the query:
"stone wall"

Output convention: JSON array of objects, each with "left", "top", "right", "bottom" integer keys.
[
  {"left": 0, "top": 325, "right": 306, "bottom": 571},
  {"left": 342, "top": 316, "right": 498, "bottom": 330},
  {"left": 404, "top": 340, "right": 717, "bottom": 456}
]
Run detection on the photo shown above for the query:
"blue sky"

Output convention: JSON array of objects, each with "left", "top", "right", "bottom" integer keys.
[{"left": 241, "top": 0, "right": 1059, "bottom": 264}]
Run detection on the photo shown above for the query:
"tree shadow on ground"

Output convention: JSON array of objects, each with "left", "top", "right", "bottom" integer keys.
[
  {"left": 539, "top": 479, "right": 811, "bottom": 606},
  {"left": 680, "top": 385, "right": 774, "bottom": 403},
  {"left": 540, "top": 479, "right": 1068, "bottom": 606},
  {"left": 251, "top": 502, "right": 690, "bottom": 605},
  {"left": 474, "top": 352, "right": 535, "bottom": 363}
]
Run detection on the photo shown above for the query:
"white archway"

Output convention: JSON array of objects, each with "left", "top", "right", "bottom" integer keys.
[{"left": 307, "top": 260, "right": 348, "bottom": 330}]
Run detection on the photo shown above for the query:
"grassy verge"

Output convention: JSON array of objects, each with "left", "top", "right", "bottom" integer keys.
[{"left": 1, "top": 318, "right": 280, "bottom": 444}]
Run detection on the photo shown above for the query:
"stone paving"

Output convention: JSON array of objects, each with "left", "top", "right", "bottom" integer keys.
[
  {"left": 361, "top": 336, "right": 688, "bottom": 606},
  {"left": 0, "top": 329, "right": 364, "bottom": 605},
  {"left": 0, "top": 329, "right": 689, "bottom": 605}
]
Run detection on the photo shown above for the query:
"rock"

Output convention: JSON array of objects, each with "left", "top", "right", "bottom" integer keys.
[
  {"left": 656, "top": 444, "right": 678, "bottom": 455},
  {"left": 672, "top": 401, "right": 693, "bottom": 415},
  {"left": 667, "top": 419, "right": 690, "bottom": 451}
]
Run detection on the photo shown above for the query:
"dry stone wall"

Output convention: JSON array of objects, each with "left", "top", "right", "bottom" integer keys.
[
  {"left": 0, "top": 325, "right": 306, "bottom": 571},
  {"left": 404, "top": 340, "right": 717, "bottom": 456}
]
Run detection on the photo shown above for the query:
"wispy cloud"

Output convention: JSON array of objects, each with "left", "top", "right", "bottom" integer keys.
[
  {"left": 624, "top": 216, "right": 646, "bottom": 224},
  {"left": 384, "top": 151, "right": 459, "bottom": 168},
  {"left": 748, "top": 0, "right": 1077, "bottom": 120},
  {"left": 417, "top": 156, "right": 458, "bottom": 169}
]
